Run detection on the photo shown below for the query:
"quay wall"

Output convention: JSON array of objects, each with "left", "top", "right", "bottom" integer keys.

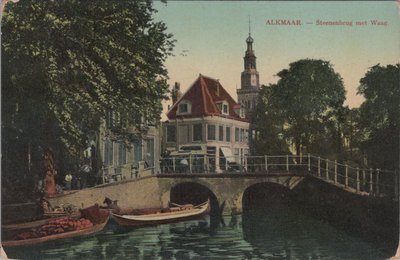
[{"left": 48, "top": 177, "right": 164, "bottom": 210}]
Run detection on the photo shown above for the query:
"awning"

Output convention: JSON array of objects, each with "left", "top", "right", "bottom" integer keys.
[{"left": 220, "top": 147, "right": 235, "bottom": 163}]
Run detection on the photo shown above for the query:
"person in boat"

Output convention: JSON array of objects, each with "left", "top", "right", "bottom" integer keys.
[{"left": 102, "top": 197, "right": 121, "bottom": 213}]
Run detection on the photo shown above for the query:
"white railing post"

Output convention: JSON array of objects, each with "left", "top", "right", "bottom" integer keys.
[
  {"left": 286, "top": 155, "right": 289, "bottom": 171},
  {"left": 334, "top": 160, "right": 337, "bottom": 184},
  {"left": 173, "top": 157, "right": 176, "bottom": 172},
  {"left": 265, "top": 155, "right": 268, "bottom": 172},
  {"left": 244, "top": 155, "right": 248, "bottom": 172},
  {"left": 318, "top": 157, "right": 321, "bottom": 177},
  {"left": 376, "top": 169, "right": 380, "bottom": 195},
  {"left": 308, "top": 154, "right": 311, "bottom": 172},
  {"left": 356, "top": 167, "right": 360, "bottom": 192},
  {"left": 369, "top": 168, "right": 373, "bottom": 194},
  {"left": 325, "top": 160, "right": 329, "bottom": 181},
  {"left": 345, "top": 164, "right": 348, "bottom": 187}
]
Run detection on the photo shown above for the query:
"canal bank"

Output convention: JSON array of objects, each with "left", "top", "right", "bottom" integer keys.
[
  {"left": 292, "top": 176, "right": 398, "bottom": 244},
  {"left": 43, "top": 173, "right": 399, "bottom": 248}
]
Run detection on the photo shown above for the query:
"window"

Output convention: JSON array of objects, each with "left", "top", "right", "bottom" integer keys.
[
  {"left": 223, "top": 104, "right": 228, "bottom": 114},
  {"left": 146, "top": 138, "right": 155, "bottom": 167},
  {"left": 179, "top": 103, "right": 188, "bottom": 113},
  {"left": 235, "top": 128, "right": 239, "bottom": 142},
  {"left": 226, "top": 127, "right": 231, "bottom": 142},
  {"left": 221, "top": 101, "right": 229, "bottom": 115},
  {"left": 193, "top": 124, "right": 203, "bottom": 142},
  {"left": 118, "top": 142, "right": 127, "bottom": 166},
  {"left": 219, "top": 125, "right": 224, "bottom": 141},
  {"left": 104, "top": 139, "right": 113, "bottom": 166},
  {"left": 240, "top": 129, "right": 245, "bottom": 142},
  {"left": 177, "top": 100, "right": 191, "bottom": 115},
  {"left": 166, "top": 125, "right": 176, "bottom": 142},
  {"left": 133, "top": 139, "right": 142, "bottom": 165},
  {"left": 207, "top": 124, "right": 216, "bottom": 140}
]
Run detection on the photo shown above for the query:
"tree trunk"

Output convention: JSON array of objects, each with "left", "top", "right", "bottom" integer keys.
[{"left": 44, "top": 148, "right": 57, "bottom": 197}]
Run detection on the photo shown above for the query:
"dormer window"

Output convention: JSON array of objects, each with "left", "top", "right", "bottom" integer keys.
[
  {"left": 222, "top": 101, "right": 229, "bottom": 115},
  {"left": 177, "top": 100, "right": 191, "bottom": 115}
]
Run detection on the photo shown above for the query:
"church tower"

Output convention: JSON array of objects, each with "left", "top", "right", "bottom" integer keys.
[{"left": 237, "top": 23, "right": 260, "bottom": 118}]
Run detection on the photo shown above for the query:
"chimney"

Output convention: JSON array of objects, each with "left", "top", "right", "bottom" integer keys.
[{"left": 171, "top": 82, "right": 181, "bottom": 105}]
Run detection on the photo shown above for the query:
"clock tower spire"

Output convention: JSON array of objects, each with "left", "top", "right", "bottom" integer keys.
[{"left": 237, "top": 19, "right": 260, "bottom": 117}]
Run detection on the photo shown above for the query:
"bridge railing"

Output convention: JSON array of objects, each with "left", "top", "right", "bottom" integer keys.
[
  {"left": 159, "top": 154, "right": 310, "bottom": 174},
  {"left": 308, "top": 155, "right": 396, "bottom": 199},
  {"left": 159, "top": 154, "right": 397, "bottom": 198}
]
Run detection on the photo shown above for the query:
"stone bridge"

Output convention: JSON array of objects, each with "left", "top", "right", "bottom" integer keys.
[
  {"left": 48, "top": 172, "right": 305, "bottom": 215},
  {"left": 48, "top": 155, "right": 396, "bottom": 214}
]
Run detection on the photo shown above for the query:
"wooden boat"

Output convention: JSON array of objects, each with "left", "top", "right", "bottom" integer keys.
[
  {"left": 2, "top": 204, "right": 109, "bottom": 247},
  {"left": 2, "top": 211, "right": 81, "bottom": 231},
  {"left": 111, "top": 199, "right": 210, "bottom": 227}
]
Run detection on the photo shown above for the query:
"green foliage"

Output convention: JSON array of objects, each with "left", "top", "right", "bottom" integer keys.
[
  {"left": 252, "top": 84, "right": 286, "bottom": 155},
  {"left": 2, "top": 0, "right": 174, "bottom": 157},
  {"left": 253, "top": 59, "right": 346, "bottom": 156},
  {"left": 357, "top": 64, "right": 400, "bottom": 170}
]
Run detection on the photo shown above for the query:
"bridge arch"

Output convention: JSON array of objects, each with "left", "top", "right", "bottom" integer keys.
[
  {"left": 158, "top": 179, "right": 221, "bottom": 215},
  {"left": 242, "top": 182, "right": 292, "bottom": 212}
]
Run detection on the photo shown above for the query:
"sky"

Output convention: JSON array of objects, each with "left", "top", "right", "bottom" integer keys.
[{"left": 154, "top": 1, "right": 399, "bottom": 113}]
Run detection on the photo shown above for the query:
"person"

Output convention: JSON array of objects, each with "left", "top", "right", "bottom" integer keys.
[
  {"left": 180, "top": 158, "right": 189, "bottom": 173},
  {"left": 80, "top": 159, "right": 91, "bottom": 188},
  {"left": 65, "top": 173, "right": 72, "bottom": 190},
  {"left": 44, "top": 167, "right": 57, "bottom": 196}
]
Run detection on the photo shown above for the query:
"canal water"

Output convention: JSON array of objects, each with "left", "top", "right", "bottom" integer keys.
[{"left": 5, "top": 204, "right": 395, "bottom": 259}]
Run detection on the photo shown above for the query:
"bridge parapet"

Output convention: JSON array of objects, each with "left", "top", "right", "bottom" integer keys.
[{"left": 160, "top": 154, "right": 397, "bottom": 199}]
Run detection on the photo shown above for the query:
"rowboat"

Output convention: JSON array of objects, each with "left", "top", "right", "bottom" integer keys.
[
  {"left": 111, "top": 199, "right": 210, "bottom": 227},
  {"left": 2, "top": 204, "right": 109, "bottom": 247},
  {"left": 2, "top": 211, "right": 81, "bottom": 231}
]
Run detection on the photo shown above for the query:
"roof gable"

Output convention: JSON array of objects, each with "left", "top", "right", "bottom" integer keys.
[{"left": 167, "top": 74, "right": 246, "bottom": 121}]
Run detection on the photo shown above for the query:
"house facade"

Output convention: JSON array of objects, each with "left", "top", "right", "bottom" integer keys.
[
  {"left": 91, "top": 113, "right": 160, "bottom": 183},
  {"left": 163, "top": 75, "right": 250, "bottom": 173}
]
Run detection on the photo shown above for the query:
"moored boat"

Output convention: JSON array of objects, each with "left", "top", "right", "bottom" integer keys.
[
  {"left": 2, "top": 204, "right": 109, "bottom": 247},
  {"left": 2, "top": 211, "right": 81, "bottom": 231},
  {"left": 111, "top": 199, "right": 210, "bottom": 227}
]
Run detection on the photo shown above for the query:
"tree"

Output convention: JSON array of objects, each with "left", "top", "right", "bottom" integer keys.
[
  {"left": 254, "top": 59, "right": 346, "bottom": 157},
  {"left": 357, "top": 64, "right": 400, "bottom": 170},
  {"left": 252, "top": 84, "right": 286, "bottom": 155},
  {"left": 1, "top": 1, "right": 174, "bottom": 199}
]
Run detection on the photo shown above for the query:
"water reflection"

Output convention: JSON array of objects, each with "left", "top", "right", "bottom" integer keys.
[{"left": 5, "top": 206, "right": 396, "bottom": 259}]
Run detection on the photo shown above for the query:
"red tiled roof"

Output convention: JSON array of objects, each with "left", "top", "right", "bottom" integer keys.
[{"left": 167, "top": 74, "right": 247, "bottom": 122}]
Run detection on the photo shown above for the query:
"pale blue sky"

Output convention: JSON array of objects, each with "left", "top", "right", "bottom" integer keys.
[{"left": 154, "top": 1, "right": 399, "bottom": 110}]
